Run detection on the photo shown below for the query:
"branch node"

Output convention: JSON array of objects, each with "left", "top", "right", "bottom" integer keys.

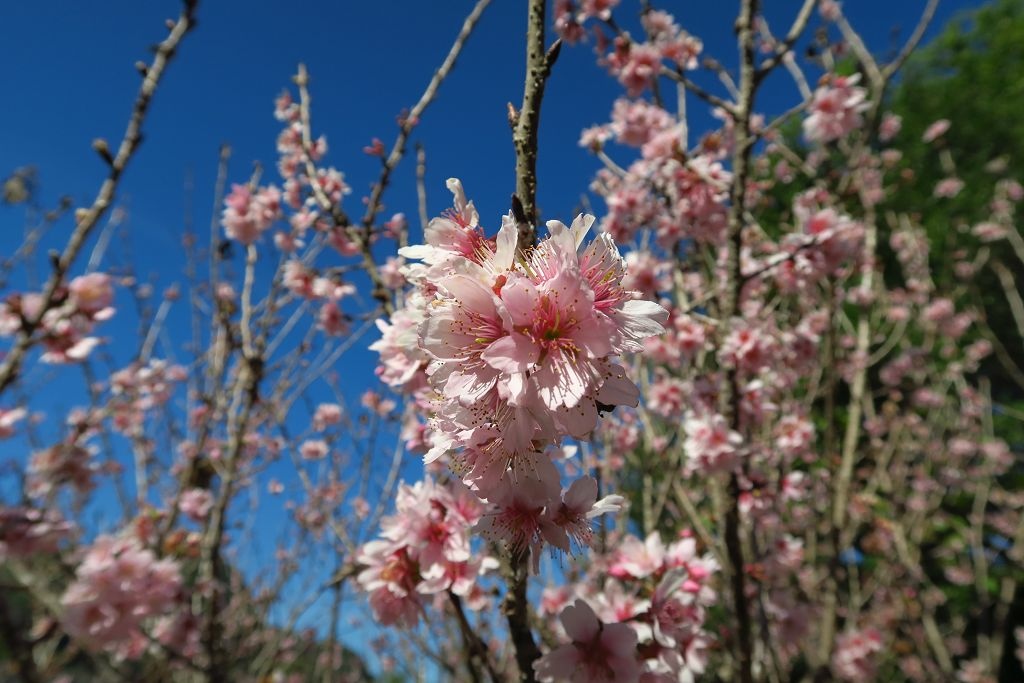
[
  {"left": 507, "top": 102, "right": 519, "bottom": 129},
  {"left": 545, "top": 38, "right": 563, "bottom": 70},
  {"left": 91, "top": 138, "right": 114, "bottom": 166},
  {"left": 510, "top": 194, "right": 527, "bottom": 225}
]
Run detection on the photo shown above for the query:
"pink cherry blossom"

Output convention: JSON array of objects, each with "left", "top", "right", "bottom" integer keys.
[
  {"left": 534, "top": 599, "right": 640, "bottom": 683},
  {"left": 178, "top": 488, "right": 213, "bottom": 522},
  {"left": 0, "top": 506, "right": 74, "bottom": 560},
  {"left": 803, "top": 75, "right": 869, "bottom": 144},
  {"left": 61, "top": 534, "right": 183, "bottom": 657},
  {"left": 69, "top": 273, "right": 114, "bottom": 316},
  {"left": 922, "top": 118, "right": 951, "bottom": 143},
  {"left": 683, "top": 412, "right": 743, "bottom": 473},
  {"left": 0, "top": 406, "right": 27, "bottom": 438},
  {"left": 832, "top": 628, "right": 884, "bottom": 680},
  {"left": 221, "top": 184, "right": 282, "bottom": 245},
  {"left": 312, "top": 403, "right": 343, "bottom": 430},
  {"left": 299, "top": 439, "right": 329, "bottom": 460}
]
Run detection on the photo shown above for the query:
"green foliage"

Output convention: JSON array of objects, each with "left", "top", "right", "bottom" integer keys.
[{"left": 886, "top": 0, "right": 1024, "bottom": 401}]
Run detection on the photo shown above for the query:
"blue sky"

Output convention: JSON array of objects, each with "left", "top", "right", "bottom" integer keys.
[
  {"left": 0, "top": 0, "right": 988, "bottom": 670},
  {"left": 2, "top": 0, "right": 983, "bottom": 246}
]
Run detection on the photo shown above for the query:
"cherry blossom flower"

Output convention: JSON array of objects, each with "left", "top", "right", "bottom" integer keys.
[
  {"left": 312, "top": 403, "right": 343, "bottom": 431},
  {"left": 879, "top": 112, "right": 902, "bottom": 142},
  {"left": 0, "top": 407, "right": 27, "bottom": 438},
  {"left": 69, "top": 273, "right": 114, "bottom": 317},
  {"left": 534, "top": 599, "right": 640, "bottom": 683},
  {"left": 934, "top": 177, "right": 965, "bottom": 198},
  {"left": 61, "top": 535, "right": 183, "bottom": 657},
  {"left": 683, "top": 412, "right": 743, "bottom": 474},
  {"left": 607, "top": 41, "right": 661, "bottom": 97},
  {"left": 27, "top": 442, "right": 96, "bottom": 497},
  {"left": 831, "top": 628, "right": 884, "bottom": 680},
  {"left": 178, "top": 488, "right": 213, "bottom": 522},
  {"left": 356, "top": 478, "right": 498, "bottom": 626},
  {"left": 544, "top": 476, "right": 624, "bottom": 551},
  {"left": 0, "top": 506, "right": 74, "bottom": 560},
  {"left": 578, "top": 0, "right": 620, "bottom": 22},
  {"left": 922, "top": 118, "right": 951, "bottom": 143},
  {"left": 803, "top": 75, "right": 869, "bottom": 144},
  {"left": 221, "top": 184, "right": 282, "bottom": 245},
  {"left": 299, "top": 439, "right": 329, "bottom": 460}
]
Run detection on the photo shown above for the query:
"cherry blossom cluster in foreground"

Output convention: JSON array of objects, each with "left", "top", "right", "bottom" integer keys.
[{"left": 368, "top": 179, "right": 667, "bottom": 568}]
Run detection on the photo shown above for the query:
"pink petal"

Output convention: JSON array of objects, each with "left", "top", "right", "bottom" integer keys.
[{"left": 481, "top": 334, "right": 538, "bottom": 373}]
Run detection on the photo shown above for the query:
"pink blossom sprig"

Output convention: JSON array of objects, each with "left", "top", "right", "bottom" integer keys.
[
  {"left": 373, "top": 179, "right": 666, "bottom": 567},
  {"left": 61, "top": 534, "right": 186, "bottom": 660}
]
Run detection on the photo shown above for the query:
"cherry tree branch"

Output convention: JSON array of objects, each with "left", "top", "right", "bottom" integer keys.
[
  {"left": 500, "top": 2, "right": 564, "bottom": 680},
  {"left": 755, "top": 0, "right": 817, "bottom": 78},
  {"left": 361, "top": 0, "right": 491, "bottom": 235},
  {"left": 511, "top": 0, "right": 562, "bottom": 248},
  {"left": 0, "top": 1, "right": 198, "bottom": 397},
  {"left": 720, "top": 1, "right": 760, "bottom": 680},
  {"left": 294, "top": 0, "right": 488, "bottom": 316},
  {"left": 882, "top": 0, "right": 940, "bottom": 80}
]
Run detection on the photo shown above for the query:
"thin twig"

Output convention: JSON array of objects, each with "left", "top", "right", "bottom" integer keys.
[
  {"left": 755, "top": 0, "right": 817, "bottom": 78},
  {"left": 882, "top": 0, "right": 941, "bottom": 80},
  {"left": 0, "top": 1, "right": 198, "bottom": 396},
  {"left": 511, "top": 0, "right": 561, "bottom": 248}
]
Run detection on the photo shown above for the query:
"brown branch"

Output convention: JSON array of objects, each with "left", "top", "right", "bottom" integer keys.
[
  {"left": 293, "top": 66, "right": 392, "bottom": 315},
  {"left": 882, "top": 0, "right": 940, "bottom": 79},
  {"left": 449, "top": 591, "right": 501, "bottom": 683},
  {"left": 499, "top": 2, "right": 562, "bottom": 680},
  {"left": 0, "top": 0, "right": 198, "bottom": 397},
  {"left": 294, "top": 0, "right": 488, "bottom": 317},
  {"left": 197, "top": 245, "right": 265, "bottom": 682},
  {"left": 415, "top": 144, "right": 429, "bottom": 241},
  {"left": 755, "top": 0, "right": 817, "bottom": 78},
  {"left": 502, "top": 548, "right": 541, "bottom": 683},
  {"left": 719, "top": 1, "right": 760, "bottom": 681},
  {"left": 661, "top": 67, "right": 737, "bottom": 115},
  {"left": 511, "top": 0, "right": 561, "bottom": 249},
  {"left": 836, "top": 12, "right": 884, "bottom": 89},
  {"left": 361, "top": 0, "right": 491, "bottom": 234}
]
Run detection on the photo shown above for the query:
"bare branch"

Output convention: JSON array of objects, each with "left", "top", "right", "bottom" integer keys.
[
  {"left": 512, "top": 0, "right": 562, "bottom": 248},
  {"left": 755, "top": 0, "right": 817, "bottom": 78},
  {"left": 0, "top": 1, "right": 199, "bottom": 396},
  {"left": 883, "top": 0, "right": 941, "bottom": 79}
]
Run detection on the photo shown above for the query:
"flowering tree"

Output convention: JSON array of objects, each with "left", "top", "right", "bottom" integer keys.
[{"left": 2, "top": 1, "right": 1023, "bottom": 682}]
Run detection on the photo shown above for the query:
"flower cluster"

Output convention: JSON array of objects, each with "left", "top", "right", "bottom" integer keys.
[
  {"left": 27, "top": 439, "right": 96, "bottom": 498},
  {"left": 802, "top": 74, "right": 870, "bottom": 144},
  {"left": 371, "top": 179, "right": 666, "bottom": 567},
  {"left": 108, "top": 359, "right": 187, "bottom": 434},
  {"left": 831, "top": 628, "right": 884, "bottom": 681},
  {"left": 0, "top": 273, "right": 115, "bottom": 363},
  {"left": 61, "top": 534, "right": 185, "bottom": 659},
  {"left": 221, "top": 183, "right": 283, "bottom": 245},
  {"left": 355, "top": 478, "right": 496, "bottom": 627},
  {"left": 535, "top": 531, "right": 718, "bottom": 682},
  {"left": 0, "top": 506, "right": 74, "bottom": 560}
]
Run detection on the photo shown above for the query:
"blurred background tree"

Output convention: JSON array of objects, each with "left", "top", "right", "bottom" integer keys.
[{"left": 887, "top": 0, "right": 1024, "bottom": 410}]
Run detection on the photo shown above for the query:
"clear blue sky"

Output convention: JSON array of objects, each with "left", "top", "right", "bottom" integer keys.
[
  {"left": 1, "top": 0, "right": 983, "bottom": 246},
  {"left": 0, "top": 0, "right": 987, "bottom": 667}
]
